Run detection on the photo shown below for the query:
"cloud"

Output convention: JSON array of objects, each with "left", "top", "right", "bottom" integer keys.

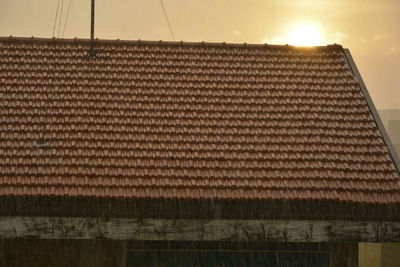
[
  {"left": 385, "top": 45, "right": 400, "bottom": 55},
  {"left": 373, "top": 34, "right": 388, "bottom": 41},
  {"left": 330, "top": 32, "right": 348, "bottom": 44}
]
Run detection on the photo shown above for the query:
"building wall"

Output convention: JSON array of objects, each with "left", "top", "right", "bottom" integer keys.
[
  {"left": 0, "top": 239, "right": 359, "bottom": 267},
  {"left": 381, "top": 243, "right": 400, "bottom": 267},
  {"left": 329, "top": 243, "right": 358, "bottom": 267},
  {"left": 0, "top": 239, "right": 127, "bottom": 267},
  {"left": 3, "top": 239, "right": 400, "bottom": 267},
  {"left": 359, "top": 243, "right": 400, "bottom": 267},
  {"left": 359, "top": 243, "right": 382, "bottom": 267}
]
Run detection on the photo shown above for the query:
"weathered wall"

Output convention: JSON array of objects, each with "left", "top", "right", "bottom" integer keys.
[
  {"left": 359, "top": 243, "right": 382, "bottom": 267},
  {"left": 382, "top": 243, "right": 400, "bottom": 267},
  {"left": 329, "top": 243, "right": 358, "bottom": 267},
  {"left": 359, "top": 243, "right": 400, "bottom": 267},
  {"left": 0, "top": 239, "right": 127, "bottom": 267},
  {"left": 2, "top": 216, "right": 400, "bottom": 242},
  {"left": 4, "top": 239, "right": 400, "bottom": 267}
]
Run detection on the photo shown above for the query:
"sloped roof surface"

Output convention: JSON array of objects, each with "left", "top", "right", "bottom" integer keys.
[{"left": 0, "top": 37, "right": 399, "bottom": 203}]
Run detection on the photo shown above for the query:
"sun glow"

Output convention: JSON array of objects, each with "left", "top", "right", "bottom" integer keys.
[{"left": 287, "top": 23, "right": 325, "bottom": 46}]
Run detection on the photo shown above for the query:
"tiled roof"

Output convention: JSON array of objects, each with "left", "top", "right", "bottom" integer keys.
[{"left": 0, "top": 37, "right": 399, "bottom": 204}]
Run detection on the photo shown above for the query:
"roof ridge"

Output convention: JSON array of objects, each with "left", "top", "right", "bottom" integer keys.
[{"left": 0, "top": 35, "right": 343, "bottom": 50}]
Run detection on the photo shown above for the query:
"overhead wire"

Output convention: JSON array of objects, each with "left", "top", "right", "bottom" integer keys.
[
  {"left": 57, "top": 0, "right": 64, "bottom": 37},
  {"left": 62, "top": 0, "right": 72, "bottom": 38},
  {"left": 52, "top": 0, "right": 61, "bottom": 37},
  {"left": 158, "top": 0, "right": 175, "bottom": 41}
]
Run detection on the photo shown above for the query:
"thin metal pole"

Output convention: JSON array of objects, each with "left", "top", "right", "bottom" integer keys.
[{"left": 89, "top": 0, "right": 96, "bottom": 58}]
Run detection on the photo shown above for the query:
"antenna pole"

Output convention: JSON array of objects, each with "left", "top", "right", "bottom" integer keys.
[{"left": 88, "top": 0, "right": 96, "bottom": 58}]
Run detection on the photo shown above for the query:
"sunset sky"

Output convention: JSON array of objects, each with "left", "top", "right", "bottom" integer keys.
[{"left": 1, "top": 0, "right": 399, "bottom": 109}]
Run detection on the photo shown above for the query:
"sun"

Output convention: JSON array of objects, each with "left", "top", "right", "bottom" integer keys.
[{"left": 287, "top": 23, "right": 325, "bottom": 46}]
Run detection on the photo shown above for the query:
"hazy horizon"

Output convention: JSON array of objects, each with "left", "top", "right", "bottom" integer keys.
[{"left": 1, "top": 0, "right": 399, "bottom": 109}]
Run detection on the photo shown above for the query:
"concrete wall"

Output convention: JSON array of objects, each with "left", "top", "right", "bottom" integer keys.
[
  {"left": 359, "top": 243, "right": 400, "bottom": 267},
  {"left": 382, "top": 243, "right": 400, "bottom": 267},
  {"left": 359, "top": 243, "right": 382, "bottom": 267},
  {"left": 0, "top": 239, "right": 127, "bottom": 267}
]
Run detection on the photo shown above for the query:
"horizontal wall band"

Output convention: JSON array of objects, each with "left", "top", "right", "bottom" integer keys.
[{"left": 1, "top": 216, "right": 400, "bottom": 242}]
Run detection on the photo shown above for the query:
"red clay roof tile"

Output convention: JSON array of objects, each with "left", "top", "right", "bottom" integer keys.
[{"left": 0, "top": 37, "right": 399, "bottom": 204}]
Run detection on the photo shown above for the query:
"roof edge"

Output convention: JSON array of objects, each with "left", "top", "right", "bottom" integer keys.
[
  {"left": 343, "top": 48, "right": 400, "bottom": 177},
  {"left": 0, "top": 36, "right": 343, "bottom": 50},
  {"left": 2, "top": 196, "right": 400, "bottom": 220}
]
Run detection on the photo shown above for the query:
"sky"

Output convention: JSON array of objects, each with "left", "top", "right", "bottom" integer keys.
[{"left": 0, "top": 0, "right": 399, "bottom": 109}]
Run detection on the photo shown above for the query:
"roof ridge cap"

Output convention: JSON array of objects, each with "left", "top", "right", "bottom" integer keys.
[{"left": 0, "top": 36, "right": 343, "bottom": 50}]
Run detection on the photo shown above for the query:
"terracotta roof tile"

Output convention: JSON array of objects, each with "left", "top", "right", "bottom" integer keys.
[{"left": 0, "top": 37, "right": 399, "bottom": 203}]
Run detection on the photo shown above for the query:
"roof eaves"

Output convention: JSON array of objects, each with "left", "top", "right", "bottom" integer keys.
[{"left": 343, "top": 48, "right": 400, "bottom": 177}]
